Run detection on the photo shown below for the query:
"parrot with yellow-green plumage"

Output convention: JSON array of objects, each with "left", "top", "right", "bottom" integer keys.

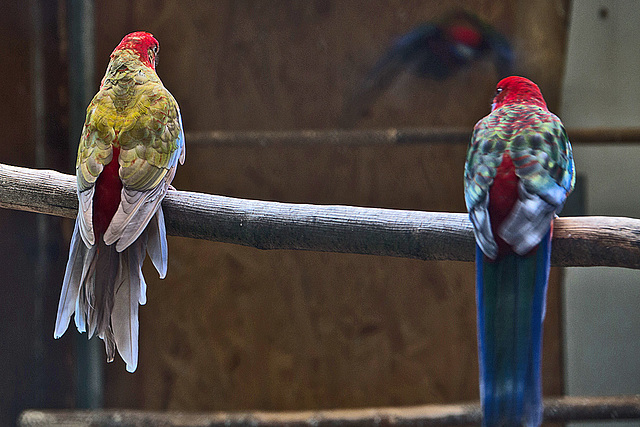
[{"left": 54, "top": 31, "right": 185, "bottom": 373}]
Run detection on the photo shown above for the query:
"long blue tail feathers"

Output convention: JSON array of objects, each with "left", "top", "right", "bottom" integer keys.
[{"left": 476, "top": 229, "right": 551, "bottom": 427}]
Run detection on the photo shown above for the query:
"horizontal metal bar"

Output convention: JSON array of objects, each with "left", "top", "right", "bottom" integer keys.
[
  {"left": 184, "top": 127, "right": 640, "bottom": 147},
  {"left": 18, "top": 395, "right": 640, "bottom": 426}
]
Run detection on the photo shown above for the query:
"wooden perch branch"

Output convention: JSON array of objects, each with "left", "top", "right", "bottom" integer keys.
[
  {"left": 2, "top": 162, "right": 640, "bottom": 268},
  {"left": 185, "top": 127, "right": 640, "bottom": 147},
  {"left": 18, "top": 395, "right": 640, "bottom": 426}
]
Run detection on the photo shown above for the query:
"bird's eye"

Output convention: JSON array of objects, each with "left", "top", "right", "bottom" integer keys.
[
  {"left": 148, "top": 45, "right": 159, "bottom": 65},
  {"left": 496, "top": 88, "right": 503, "bottom": 94}
]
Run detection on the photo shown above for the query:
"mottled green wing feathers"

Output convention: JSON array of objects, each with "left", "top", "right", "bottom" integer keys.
[
  {"left": 464, "top": 104, "right": 575, "bottom": 213},
  {"left": 77, "top": 67, "right": 183, "bottom": 190},
  {"left": 117, "top": 84, "right": 183, "bottom": 192},
  {"left": 75, "top": 58, "right": 185, "bottom": 250},
  {"left": 464, "top": 103, "right": 574, "bottom": 258}
]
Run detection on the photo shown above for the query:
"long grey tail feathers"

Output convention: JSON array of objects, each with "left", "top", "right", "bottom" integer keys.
[{"left": 54, "top": 208, "right": 168, "bottom": 373}]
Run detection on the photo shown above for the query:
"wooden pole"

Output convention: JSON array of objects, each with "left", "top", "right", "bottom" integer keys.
[
  {"left": 18, "top": 395, "right": 640, "bottom": 426},
  {"left": 2, "top": 162, "right": 640, "bottom": 269}
]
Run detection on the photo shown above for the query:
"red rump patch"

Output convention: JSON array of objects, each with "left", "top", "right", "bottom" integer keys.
[
  {"left": 93, "top": 146, "right": 122, "bottom": 241},
  {"left": 488, "top": 153, "right": 518, "bottom": 257}
]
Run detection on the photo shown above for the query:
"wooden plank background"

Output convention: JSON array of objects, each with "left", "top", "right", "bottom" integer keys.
[
  {"left": 0, "top": 0, "right": 571, "bottom": 424},
  {"left": 94, "top": 0, "right": 570, "bottom": 416}
]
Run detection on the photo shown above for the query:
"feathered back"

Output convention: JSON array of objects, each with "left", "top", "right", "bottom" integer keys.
[{"left": 464, "top": 76, "right": 574, "bottom": 258}]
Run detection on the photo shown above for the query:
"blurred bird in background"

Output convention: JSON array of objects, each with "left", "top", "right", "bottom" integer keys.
[{"left": 342, "top": 10, "right": 513, "bottom": 126}]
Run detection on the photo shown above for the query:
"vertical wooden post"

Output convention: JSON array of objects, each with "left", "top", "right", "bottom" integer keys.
[{"left": 66, "top": 0, "right": 103, "bottom": 409}]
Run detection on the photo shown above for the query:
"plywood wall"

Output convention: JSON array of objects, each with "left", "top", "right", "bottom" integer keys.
[{"left": 87, "top": 0, "right": 570, "bottom": 416}]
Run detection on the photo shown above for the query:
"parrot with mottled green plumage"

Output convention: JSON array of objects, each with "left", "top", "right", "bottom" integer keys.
[
  {"left": 464, "top": 76, "right": 574, "bottom": 426},
  {"left": 54, "top": 31, "right": 185, "bottom": 373}
]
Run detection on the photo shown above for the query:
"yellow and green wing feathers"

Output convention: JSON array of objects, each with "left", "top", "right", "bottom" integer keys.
[{"left": 76, "top": 52, "right": 185, "bottom": 250}]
